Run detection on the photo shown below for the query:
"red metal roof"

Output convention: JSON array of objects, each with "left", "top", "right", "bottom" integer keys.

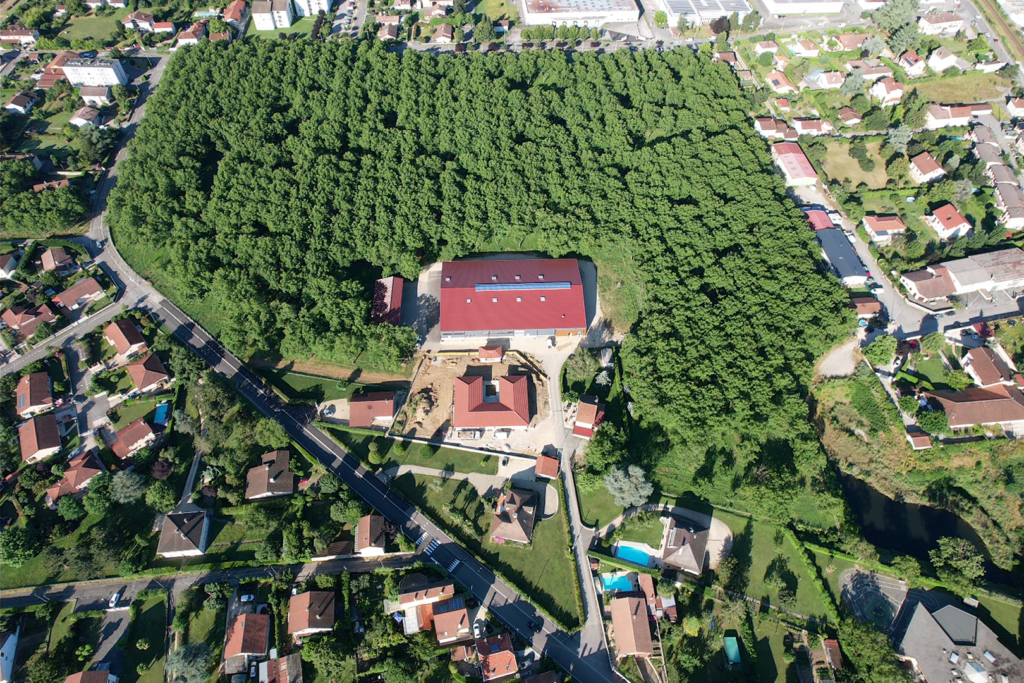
[
  {"left": 454, "top": 375, "right": 529, "bottom": 428},
  {"left": 803, "top": 210, "right": 833, "bottom": 231},
  {"left": 439, "top": 259, "right": 586, "bottom": 334}
]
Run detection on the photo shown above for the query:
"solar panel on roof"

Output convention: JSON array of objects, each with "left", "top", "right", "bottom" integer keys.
[{"left": 475, "top": 282, "right": 571, "bottom": 292}]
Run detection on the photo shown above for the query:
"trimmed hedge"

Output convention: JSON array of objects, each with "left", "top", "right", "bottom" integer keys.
[
  {"left": 586, "top": 549, "right": 660, "bottom": 576},
  {"left": 556, "top": 473, "right": 586, "bottom": 626}
]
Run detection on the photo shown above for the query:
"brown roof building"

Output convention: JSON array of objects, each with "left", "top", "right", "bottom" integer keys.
[
  {"left": 45, "top": 451, "right": 104, "bottom": 507},
  {"left": 288, "top": 591, "right": 335, "bottom": 637},
  {"left": 258, "top": 653, "right": 303, "bottom": 683},
  {"left": 849, "top": 297, "right": 882, "bottom": 318},
  {"left": 610, "top": 597, "right": 653, "bottom": 658},
  {"left": 963, "top": 347, "right": 1015, "bottom": 387},
  {"left": 477, "top": 633, "right": 518, "bottom": 681},
  {"left": 661, "top": 516, "right": 709, "bottom": 576},
  {"left": 104, "top": 319, "right": 148, "bottom": 357},
  {"left": 53, "top": 276, "right": 103, "bottom": 311},
  {"left": 433, "top": 596, "right": 471, "bottom": 644},
  {"left": 16, "top": 371, "right": 52, "bottom": 418},
  {"left": 40, "top": 247, "right": 73, "bottom": 272},
  {"left": 2, "top": 304, "right": 57, "bottom": 338},
  {"left": 925, "top": 384, "right": 1024, "bottom": 429},
  {"left": 19, "top": 412, "right": 61, "bottom": 463},
  {"left": 126, "top": 353, "right": 169, "bottom": 393},
  {"left": 65, "top": 673, "right": 115, "bottom": 683},
  {"left": 348, "top": 392, "right": 395, "bottom": 429},
  {"left": 534, "top": 454, "right": 559, "bottom": 479},
  {"left": 573, "top": 395, "right": 604, "bottom": 439},
  {"left": 225, "top": 613, "right": 270, "bottom": 658},
  {"left": 246, "top": 450, "right": 295, "bottom": 500},
  {"left": 111, "top": 418, "right": 156, "bottom": 459},
  {"left": 355, "top": 514, "right": 386, "bottom": 556},
  {"left": 490, "top": 489, "right": 536, "bottom": 544}
]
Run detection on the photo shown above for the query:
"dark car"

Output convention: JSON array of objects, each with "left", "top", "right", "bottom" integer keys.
[
  {"left": 529, "top": 620, "right": 542, "bottom": 632},
  {"left": 73, "top": 395, "right": 86, "bottom": 404}
]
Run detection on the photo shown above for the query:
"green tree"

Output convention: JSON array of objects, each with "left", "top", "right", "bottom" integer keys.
[
  {"left": 58, "top": 495, "right": 87, "bottom": 521},
  {"left": 137, "top": 638, "right": 151, "bottom": 650},
  {"left": 255, "top": 418, "right": 289, "bottom": 448},
  {"left": 110, "top": 470, "right": 147, "bottom": 503},
  {"left": 836, "top": 618, "right": 909, "bottom": 682},
  {"left": 315, "top": 573, "right": 337, "bottom": 589},
  {"left": 145, "top": 480, "right": 177, "bottom": 511},
  {"left": 872, "top": 0, "right": 918, "bottom": 31},
  {"left": 841, "top": 71, "right": 866, "bottom": 95},
  {"left": 319, "top": 473, "right": 342, "bottom": 495},
  {"left": 0, "top": 527, "right": 37, "bottom": 567},
  {"left": 863, "top": 335, "right": 898, "bottom": 366},
  {"left": 603, "top": 465, "right": 653, "bottom": 508},
  {"left": 918, "top": 408, "right": 948, "bottom": 434},
  {"left": 921, "top": 331, "right": 947, "bottom": 354},
  {"left": 886, "top": 124, "right": 913, "bottom": 155},
  {"left": 944, "top": 369, "right": 973, "bottom": 391},
  {"left": 301, "top": 637, "right": 352, "bottom": 680},
  {"left": 898, "top": 395, "right": 919, "bottom": 415},
  {"left": 654, "top": 10, "right": 668, "bottom": 27},
  {"left": 165, "top": 643, "right": 213, "bottom": 683},
  {"left": 929, "top": 537, "right": 985, "bottom": 596}
]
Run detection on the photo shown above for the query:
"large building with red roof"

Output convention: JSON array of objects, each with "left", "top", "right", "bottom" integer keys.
[
  {"left": 454, "top": 374, "right": 530, "bottom": 430},
  {"left": 439, "top": 259, "right": 586, "bottom": 341}
]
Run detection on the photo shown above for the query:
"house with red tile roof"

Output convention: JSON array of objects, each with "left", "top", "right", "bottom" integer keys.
[
  {"left": 534, "top": 454, "right": 559, "bottom": 479},
  {"left": 371, "top": 276, "right": 403, "bottom": 325},
  {"left": 925, "top": 384, "right": 1024, "bottom": 430},
  {"left": 16, "top": 371, "right": 52, "bottom": 418},
  {"left": 111, "top": 418, "right": 156, "bottom": 459},
  {"left": 104, "top": 319, "right": 148, "bottom": 358},
  {"left": 454, "top": 374, "right": 529, "bottom": 430},
  {"left": 478, "top": 345, "right": 504, "bottom": 363},
  {"left": 963, "top": 347, "right": 1016, "bottom": 387},
  {"left": 772, "top": 143, "right": 817, "bottom": 187},
  {"left": 926, "top": 203, "right": 972, "bottom": 241},
  {"left": 246, "top": 450, "right": 295, "bottom": 500},
  {"left": 910, "top": 151, "right": 946, "bottom": 184},
  {"left": 610, "top": 597, "right": 653, "bottom": 658},
  {"left": 19, "top": 413, "right": 61, "bottom": 463},
  {"left": 862, "top": 215, "right": 907, "bottom": 244},
  {"left": 45, "top": 451, "right": 103, "bottom": 507},
  {"left": 53, "top": 276, "right": 103, "bottom": 311},
  {"left": 288, "top": 591, "right": 335, "bottom": 638},
  {"left": 433, "top": 596, "right": 471, "bottom": 644},
  {"left": 849, "top": 297, "right": 882, "bottom": 318},
  {"left": 870, "top": 77, "right": 904, "bottom": 107},
  {"left": 477, "top": 633, "right": 518, "bottom": 681},
  {"left": 224, "top": 0, "right": 250, "bottom": 29},
  {"left": 348, "top": 392, "right": 395, "bottom": 429},
  {"left": 126, "top": 353, "right": 169, "bottom": 394},
  {"left": 2, "top": 304, "right": 57, "bottom": 339},
  {"left": 355, "top": 514, "right": 386, "bottom": 556},
  {"left": 224, "top": 613, "right": 270, "bottom": 670},
  {"left": 573, "top": 395, "right": 604, "bottom": 439}
]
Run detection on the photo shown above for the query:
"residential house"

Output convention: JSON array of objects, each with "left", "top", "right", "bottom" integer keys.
[
  {"left": 534, "top": 454, "right": 559, "bottom": 479},
  {"left": 870, "top": 77, "right": 904, "bottom": 106},
  {"left": 394, "top": 0, "right": 414, "bottom": 8},
  {"left": 19, "top": 413, "right": 61, "bottom": 463},
  {"left": 478, "top": 345, "right": 504, "bottom": 363},
  {"left": 423, "top": 0, "right": 448, "bottom": 16},
  {"left": 493, "top": 18, "right": 508, "bottom": 31},
  {"left": 4, "top": 92, "right": 35, "bottom": 115},
  {"left": 80, "top": 86, "right": 111, "bottom": 105},
  {"left": 32, "top": 180, "right": 70, "bottom": 193},
  {"left": 0, "top": 627, "right": 18, "bottom": 683},
  {"left": 838, "top": 107, "right": 862, "bottom": 126},
  {"left": 53, "top": 277, "right": 104, "bottom": 311},
  {"left": 754, "top": 117, "right": 796, "bottom": 140},
  {"left": 153, "top": 20, "right": 175, "bottom": 31},
  {"left": 964, "top": 346, "right": 1016, "bottom": 387},
  {"left": 926, "top": 203, "right": 972, "bottom": 241},
  {"left": 355, "top": 514, "right": 386, "bottom": 556},
  {"left": 862, "top": 215, "right": 907, "bottom": 244},
  {"left": 969, "top": 124, "right": 999, "bottom": 147},
  {"left": 661, "top": 515, "right": 709, "bottom": 575},
  {"left": 712, "top": 51, "right": 736, "bottom": 63},
  {"left": 490, "top": 488, "right": 536, "bottom": 544},
  {"left": 771, "top": 142, "right": 817, "bottom": 186},
  {"left": 111, "top": 418, "right": 156, "bottom": 459},
  {"left": 225, "top": 613, "right": 270, "bottom": 672},
  {"left": 775, "top": 98, "right": 790, "bottom": 111},
  {"left": 610, "top": 597, "right": 653, "bottom": 658},
  {"left": 928, "top": 46, "right": 960, "bottom": 72},
  {"left": 371, "top": 275, "right": 403, "bottom": 325},
  {"left": 895, "top": 603, "right": 1023, "bottom": 683},
  {"left": 38, "top": 51, "right": 78, "bottom": 89},
  {"left": 899, "top": 249, "right": 1024, "bottom": 300},
  {"left": 926, "top": 384, "right": 1024, "bottom": 431},
  {"left": 976, "top": 142, "right": 1004, "bottom": 167},
  {"left": 433, "top": 597, "right": 471, "bottom": 644},
  {"left": 909, "top": 151, "right": 946, "bottom": 184},
  {"left": 765, "top": 70, "right": 797, "bottom": 95},
  {"left": 61, "top": 59, "right": 128, "bottom": 87},
  {"left": 44, "top": 451, "right": 103, "bottom": 507},
  {"left": 995, "top": 184, "right": 1024, "bottom": 230},
  {"left": 126, "top": 353, "right": 169, "bottom": 393},
  {"left": 0, "top": 253, "right": 17, "bottom": 279},
  {"left": 0, "top": 27, "right": 39, "bottom": 46},
  {"left": 122, "top": 11, "right": 158, "bottom": 32},
  {"left": 246, "top": 450, "right": 296, "bottom": 500},
  {"left": 817, "top": 228, "right": 868, "bottom": 286},
  {"left": 348, "top": 392, "right": 395, "bottom": 429},
  {"left": 378, "top": 22, "right": 400, "bottom": 39},
  {"left": 225, "top": 0, "right": 250, "bottom": 29},
  {"left": 104, "top": 318, "right": 148, "bottom": 358},
  {"left": 845, "top": 59, "right": 892, "bottom": 80},
  {"left": 477, "top": 633, "right": 518, "bottom": 682},
  {"left": 1007, "top": 96, "right": 1024, "bottom": 118},
  {"left": 69, "top": 106, "right": 102, "bottom": 127},
  {"left": 573, "top": 395, "right": 604, "bottom": 439},
  {"left": 434, "top": 23, "right": 453, "bottom": 42},
  {"left": 157, "top": 510, "right": 209, "bottom": 557},
  {"left": 16, "top": 372, "right": 52, "bottom": 418},
  {"left": 806, "top": 69, "right": 845, "bottom": 89},
  {"left": 793, "top": 118, "right": 834, "bottom": 135},
  {"left": 899, "top": 50, "right": 926, "bottom": 77},
  {"left": 832, "top": 33, "right": 867, "bottom": 51},
  {"left": 804, "top": 209, "right": 834, "bottom": 231},
  {"left": 987, "top": 163, "right": 1018, "bottom": 185},
  {"left": 850, "top": 296, "right": 882, "bottom": 318},
  {"left": 926, "top": 103, "right": 993, "bottom": 129},
  {"left": 918, "top": 11, "right": 965, "bottom": 35},
  {"left": 1, "top": 304, "right": 57, "bottom": 339},
  {"left": 392, "top": 574, "right": 456, "bottom": 635},
  {"left": 789, "top": 39, "right": 819, "bottom": 57},
  {"left": 288, "top": 591, "right": 335, "bottom": 638},
  {"left": 176, "top": 21, "right": 207, "bottom": 46},
  {"left": 40, "top": 247, "right": 73, "bottom": 273},
  {"left": 754, "top": 40, "right": 780, "bottom": 56},
  {"left": 822, "top": 638, "right": 843, "bottom": 672},
  {"left": 906, "top": 430, "right": 933, "bottom": 450},
  {"left": 454, "top": 374, "right": 530, "bottom": 430},
  {"left": 258, "top": 653, "right": 302, "bottom": 683}
]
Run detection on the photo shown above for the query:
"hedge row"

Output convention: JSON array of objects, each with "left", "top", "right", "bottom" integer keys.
[
  {"left": 556, "top": 473, "right": 586, "bottom": 626},
  {"left": 585, "top": 549, "right": 660, "bottom": 576},
  {"left": 784, "top": 527, "right": 840, "bottom": 626}
]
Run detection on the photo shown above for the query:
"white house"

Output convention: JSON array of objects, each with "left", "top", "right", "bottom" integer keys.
[
  {"left": 1007, "top": 97, "right": 1024, "bottom": 118},
  {"left": 870, "top": 77, "right": 904, "bottom": 106},
  {"left": 754, "top": 40, "right": 780, "bottom": 56},
  {"left": 909, "top": 151, "right": 946, "bottom": 184},
  {"left": 0, "top": 27, "right": 39, "bottom": 46},
  {"left": 926, "top": 103, "right": 993, "bottom": 129},
  {"left": 759, "top": 0, "right": 842, "bottom": 15},
  {"left": 928, "top": 47, "right": 960, "bottom": 72},
  {"left": 926, "top": 203, "right": 972, "bottom": 240},
  {"left": 772, "top": 142, "right": 818, "bottom": 187},
  {"left": 62, "top": 59, "right": 128, "bottom": 87},
  {"left": 899, "top": 50, "right": 926, "bottom": 77},
  {"left": 252, "top": 0, "right": 293, "bottom": 29},
  {"left": 793, "top": 118, "right": 834, "bottom": 136},
  {"left": 806, "top": 69, "right": 845, "bottom": 89},
  {"left": 766, "top": 70, "right": 797, "bottom": 94},
  {"left": 789, "top": 39, "right": 819, "bottom": 57},
  {"left": 224, "top": 0, "right": 250, "bottom": 29},
  {"left": 3, "top": 92, "right": 35, "bottom": 115},
  {"left": 862, "top": 215, "right": 908, "bottom": 244},
  {"left": 918, "top": 11, "right": 965, "bottom": 35},
  {"left": 157, "top": 510, "right": 210, "bottom": 558},
  {"left": 69, "top": 106, "right": 102, "bottom": 127},
  {"left": 79, "top": 86, "right": 111, "bottom": 106},
  {"left": 293, "top": 0, "right": 333, "bottom": 17},
  {"left": 175, "top": 21, "right": 207, "bottom": 46}
]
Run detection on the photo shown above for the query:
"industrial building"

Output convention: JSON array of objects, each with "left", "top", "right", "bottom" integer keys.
[{"left": 518, "top": 0, "right": 639, "bottom": 26}]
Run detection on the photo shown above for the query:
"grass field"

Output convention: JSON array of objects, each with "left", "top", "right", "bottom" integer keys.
[
  {"left": 810, "top": 550, "right": 858, "bottom": 607},
  {"left": 110, "top": 397, "right": 163, "bottom": 430},
  {"left": 257, "top": 369, "right": 356, "bottom": 404},
  {"left": 393, "top": 472, "right": 581, "bottom": 628},
  {"left": 184, "top": 604, "right": 226, "bottom": 661},
  {"left": 246, "top": 15, "right": 318, "bottom": 39},
  {"left": 0, "top": 513, "right": 115, "bottom": 589},
  {"left": 121, "top": 596, "right": 167, "bottom": 683},
  {"left": 911, "top": 72, "right": 1011, "bottom": 104},
  {"left": 323, "top": 425, "right": 499, "bottom": 475},
  {"left": 823, "top": 141, "right": 889, "bottom": 189},
  {"left": 979, "top": 595, "right": 1022, "bottom": 655},
  {"left": 578, "top": 486, "right": 626, "bottom": 529},
  {"left": 60, "top": 9, "right": 130, "bottom": 41},
  {"left": 608, "top": 511, "right": 664, "bottom": 548},
  {"left": 48, "top": 601, "right": 78, "bottom": 648},
  {"left": 472, "top": 0, "right": 518, "bottom": 21},
  {"left": 910, "top": 354, "right": 950, "bottom": 390}
]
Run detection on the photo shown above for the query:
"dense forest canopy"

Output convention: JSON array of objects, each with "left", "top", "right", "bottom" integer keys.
[{"left": 109, "top": 41, "right": 852, "bottom": 520}]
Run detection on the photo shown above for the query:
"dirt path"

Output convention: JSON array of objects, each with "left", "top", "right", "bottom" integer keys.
[{"left": 817, "top": 338, "right": 859, "bottom": 378}]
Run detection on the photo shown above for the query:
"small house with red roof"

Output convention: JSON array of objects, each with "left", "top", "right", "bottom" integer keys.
[
  {"left": 111, "top": 418, "right": 156, "bottom": 459},
  {"left": 573, "top": 395, "right": 604, "bottom": 439},
  {"left": 534, "top": 454, "right": 559, "bottom": 479},
  {"left": 348, "top": 392, "right": 395, "bottom": 429},
  {"left": 371, "top": 276, "right": 404, "bottom": 325}
]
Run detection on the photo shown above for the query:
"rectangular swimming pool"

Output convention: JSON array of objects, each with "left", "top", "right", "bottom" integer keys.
[
  {"left": 614, "top": 544, "right": 653, "bottom": 568},
  {"left": 601, "top": 575, "right": 635, "bottom": 592}
]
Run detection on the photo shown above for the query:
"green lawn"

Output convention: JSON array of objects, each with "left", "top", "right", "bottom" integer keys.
[
  {"left": 184, "top": 604, "right": 226, "bottom": 655},
  {"left": 59, "top": 9, "right": 130, "bottom": 41},
  {"left": 979, "top": 595, "right": 1022, "bottom": 656},
  {"left": 257, "top": 369, "right": 357, "bottom": 404},
  {"left": 811, "top": 550, "right": 858, "bottom": 607},
  {"left": 608, "top": 511, "right": 664, "bottom": 548},
  {"left": 323, "top": 425, "right": 499, "bottom": 475},
  {"left": 911, "top": 72, "right": 1011, "bottom": 105},
  {"left": 911, "top": 354, "right": 950, "bottom": 390},
  {"left": 392, "top": 472, "right": 581, "bottom": 629},
  {"left": 823, "top": 141, "right": 890, "bottom": 190},
  {"left": 714, "top": 510, "right": 831, "bottom": 620},
  {"left": 472, "top": 0, "right": 518, "bottom": 21},
  {"left": 753, "top": 619, "right": 796, "bottom": 683},
  {"left": 578, "top": 485, "right": 626, "bottom": 529},
  {"left": 246, "top": 15, "right": 318, "bottom": 39},
  {"left": 110, "top": 397, "right": 163, "bottom": 430},
  {"left": 121, "top": 596, "right": 167, "bottom": 683},
  {"left": 48, "top": 601, "right": 78, "bottom": 648}
]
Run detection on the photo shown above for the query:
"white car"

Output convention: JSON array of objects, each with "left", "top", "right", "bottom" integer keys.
[
  {"left": 474, "top": 622, "right": 482, "bottom": 638},
  {"left": 108, "top": 591, "right": 122, "bottom": 608},
  {"left": 240, "top": 594, "right": 255, "bottom": 603}
]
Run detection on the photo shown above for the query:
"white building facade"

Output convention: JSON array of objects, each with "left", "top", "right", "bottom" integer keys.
[
  {"left": 519, "top": 0, "right": 639, "bottom": 26},
  {"left": 62, "top": 59, "right": 128, "bottom": 87}
]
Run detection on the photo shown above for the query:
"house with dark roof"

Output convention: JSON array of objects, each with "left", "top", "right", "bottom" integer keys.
[
  {"left": 963, "top": 347, "right": 1016, "bottom": 387},
  {"left": 126, "top": 353, "right": 169, "bottom": 394},
  {"left": 19, "top": 413, "right": 61, "bottom": 463},
  {"left": 477, "top": 633, "right": 518, "bottom": 682},
  {"left": 16, "top": 371, "right": 52, "bottom": 418},
  {"left": 44, "top": 451, "right": 103, "bottom": 508},
  {"left": 454, "top": 374, "right": 530, "bottom": 430},
  {"left": 348, "top": 392, "right": 395, "bottom": 429},
  {"left": 573, "top": 395, "right": 604, "bottom": 439},
  {"left": 258, "top": 653, "right": 303, "bottom": 683},
  {"left": 40, "top": 247, "right": 73, "bottom": 273},
  {"left": 896, "top": 603, "right": 1023, "bottom": 683},
  {"left": 53, "top": 276, "right": 104, "bottom": 311},
  {"left": 2, "top": 304, "right": 57, "bottom": 339},
  {"left": 355, "top": 514, "right": 386, "bottom": 556},
  {"left": 661, "top": 515, "right": 709, "bottom": 576},
  {"left": 288, "top": 591, "right": 335, "bottom": 638},
  {"left": 490, "top": 489, "right": 536, "bottom": 544},
  {"left": 439, "top": 259, "right": 587, "bottom": 341},
  {"left": 925, "top": 384, "right": 1024, "bottom": 432},
  {"left": 433, "top": 596, "right": 471, "bottom": 644},
  {"left": 157, "top": 509, "right": 209, "bottom": 557},
  {"left": 104, "top": 319, "right": 148, "bottom": 358},
  {"left": 246, "top": 450, "right": 295, "bottom": 500},
  {"left": 111, "top": 418, "right": 156, "bottom": 459},
  {"left": 816, "top": 228, "right": 868, "bottom": 287},
  {"left": 225, "top": 613, "right": 270, "bottom": 673},
  {"left": 0, "top": 253, "right": 18, "bottom": 279},
  {"left": 610, "top": 597, "right": 653, "bottom": 659}
]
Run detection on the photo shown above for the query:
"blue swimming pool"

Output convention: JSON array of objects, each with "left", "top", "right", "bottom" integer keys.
[
  {"left": 614, "top": 544, "right": 653, "bottom": 568},
  {"left": 154, "top": 402, "right": 171, "bottom": 426},
  {"left": 602, "top": 574, "right": 635, "bottom": 592}
]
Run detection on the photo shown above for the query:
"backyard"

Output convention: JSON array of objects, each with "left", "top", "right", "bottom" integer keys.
[
  {"left": 121, "top": 595, "right": 167, "bottom": 683},
  {"left": 323, "top": 426, "right": 499, "bottom": 476},
  {"left": 823, "top": 140, "right": 889, "bottom": 190},
  {"left": 256, "top": 368, "right": 356, "bottom": 404},
  {"left": 59, "top": 8, "right": 130, "bottom": 41},
  {"left": 392, "top": 471, "right": 581, "bottom": 629},
  {"left": 110, "top": 396, "right": 165, "bottom": 430},
  {"left": 910, "top": 71, "right": 1011, "bottom": 105}
]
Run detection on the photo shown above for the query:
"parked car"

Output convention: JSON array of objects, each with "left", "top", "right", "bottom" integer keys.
[
  {"left": 109, "top": 591, "right": 122, "bottom": 608},
  {"left": 73, "top": 395, "right": 86, "bottom": 404},
  {"left": 240, "top": 594, "right": 255, "bottom": 603},
  {"left": 250, "top": 663, "right": 257, "bottom": 678},
  {"left": 529, "top": 620, "right": 542, "bottom": 632},
  {"left": 474, "top": 622, "right": 482, "bottom": 638}
]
